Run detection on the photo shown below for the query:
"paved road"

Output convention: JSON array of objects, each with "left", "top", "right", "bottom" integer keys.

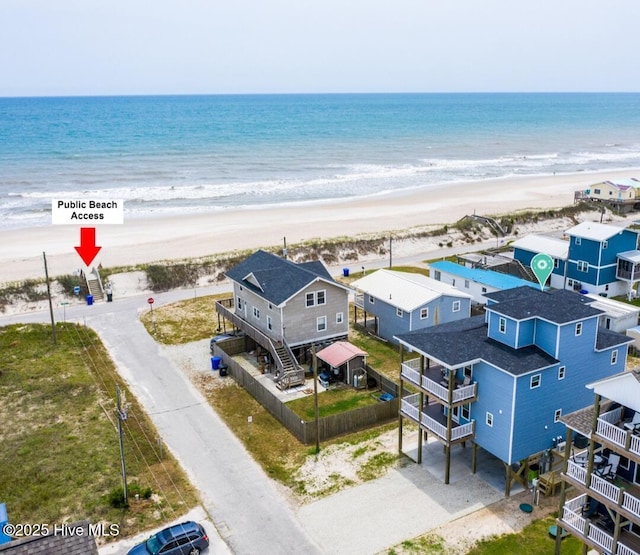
[{"left": 1, "top": 244, "right": 505, "bottom": 554}]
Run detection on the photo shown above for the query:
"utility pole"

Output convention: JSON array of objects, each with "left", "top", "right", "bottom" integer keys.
[
  {"left": 43, "top": 252, "right": 56, "bottom": 345},
  {"left": 116, "top": 385, "right": 129, "bottom": 506},
  {"left": 312, "top": 344, "right": 320, "bottom": 454},
  {"left": 283, "top": 237, "right": 288, "bottom": 260},
  {"left": 389, "top": 236, "right": 393, "bottom": 269}
]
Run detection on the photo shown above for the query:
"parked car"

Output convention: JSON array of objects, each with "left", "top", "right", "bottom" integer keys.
[{"left": 127, "top": 521, "right": 209, "bottom": 555}]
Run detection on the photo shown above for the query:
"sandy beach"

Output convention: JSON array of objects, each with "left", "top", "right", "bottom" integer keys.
[{"left": 1, "top": 168, "right": 639, "bottom": 283}]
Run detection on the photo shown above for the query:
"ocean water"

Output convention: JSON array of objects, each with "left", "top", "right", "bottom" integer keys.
[{"left": 1, "top": 93, "right": 640, "bottom": 230}]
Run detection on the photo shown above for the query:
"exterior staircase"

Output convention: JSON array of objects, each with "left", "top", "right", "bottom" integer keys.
[
  {"left": 85, "top": 267, "right": 105, "bottom": 302},
  {"left": 273, "top": 343, "right": 306, "bottom": 390}
]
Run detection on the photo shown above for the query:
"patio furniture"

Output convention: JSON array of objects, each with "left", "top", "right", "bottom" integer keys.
[
  {"left": 594, "top": 463, "right": 612, "bottom": 479},
  {"left": 623, "top": 411, "right": 640, "bottom": 431},
  {"left": 456, "top": 376, "right": 472, "bottom": 389},
  {"left": 572, "top": 452, "right": 604, "bottom": 467}
]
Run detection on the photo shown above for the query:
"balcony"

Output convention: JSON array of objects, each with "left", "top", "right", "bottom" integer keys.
[
  {"left": 565, "top": 454, "right": 640, "bottom": 522},
  {"left": 354, "top": 293, "right": 364, "bottom": 308},
  {"left": 560, "top": 494, "right": 640, "bottom": 555},
  {"left": 401, "top": 393, "right": 475, "bottom": 444},
  {"left": 595, "top": 407, "right": 640, "bottom": 458},
  {"left": 400, "top": 359, "right": 478, "bottom": 405}
]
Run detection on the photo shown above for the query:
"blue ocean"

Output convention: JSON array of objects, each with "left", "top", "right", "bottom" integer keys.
[{"left": 1, "top": 93, "right": 640, "bottom": 230}]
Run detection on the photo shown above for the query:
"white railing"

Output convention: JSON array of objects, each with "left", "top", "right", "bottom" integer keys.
[
  {"left": 400, "top": 364, "right": 421, "bottom": 387},
  {"left": 401, "top": 395, "right": 420, "bottom": 421},
  {"left": 596, "top": 417, "right": 627, "bottom": 448},
  {"left": 591, "top": 473, "right": 621, "bottom": 504},
  {"left": 451, "top": 420, "right": 475, "bottom": 441},
  {"left": 566, "top": 460, "right": 587, "bottom": 485},
  {"left": 354, "top": 294, "right": 364, "bottom": 308},
  {"left": 566, "top": 493, "right": 588, "bottom": 512},
  {"left": 423, "top": 377, "right": 449, "bottom": 400},
  {"left": 587, "top": 523, "right": 613, "bottom": 554},
  {"left": 423, "top": 413, "right": 448, "bottom": 440},
  {"left": 561, "top": 503, "right": 587, "bottom": 535},
  {"left": 452, "top": 382, "right": 477, "bottom": 403},
  {"left": 630, "top": 433, "right": 640, "bottom": 456},
  {"left": 622, "top": 491, "right": 640, "bottom": 519},
  {"left": 618, "top": 541, "right": 640, "bottom": 555},
  {"left": 403, "top": 358, "right": 421, "bottom": 371}
]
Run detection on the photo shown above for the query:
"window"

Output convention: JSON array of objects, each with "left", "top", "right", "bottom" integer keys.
[
  {"left": 575, "top": 237, "right": 582, "bottom": 245},
  {"left": 396, "top": 307, "right": 403, "bottom": 318},
  {"left": 420, "top": 308, "right": 429, "bottom": 319},
  {"left": 530, "top": 374, "right": 541, "bottom": 389},
  {"left": 577, "top": 260, "right": 588, "bottom": 272},
  {"left": 554, "top": 258, "right": 559, "bottom": 269},
  {"left": 567, "top": 278, "right": 574, "bottom": 287},
  {"left": 594, "top": 188, "right": 601, "bottom": 194},
  {"left": 481, "top": 286, "right": 487, "bottom": 293},
  {"left": 558, "top": 366, "right": 566, "bottom": 380},
  {"left": 267, "top": 315, "right": 273, "bottom": 331},
  {"left": 499, "top": 317, "right": 507, "bottom": 333},
  {"left": 462, "top": 404, "right": 471, "bottom": 420},
  {"left": 611, "top": 350, "right": 618, "bottom": 365},
  {"left": 434, "top": 270, "right": 441, "bottom": 281},
  {"left": 603, "top": 240, "right": 608, "bottom": 249},
  {"left": 316, "top": 290, "right": 326, "bottom": 305},
  {"left": 317, "top": 316, "right": 327, "bottom": 332},
  {"left": 306, "top": 292, "right": 315, "bottom": 307},
  {"left": 486, "top": 412, "right": 494, "bottom": 427},
  {"left": 575, "top": 322, "right": 582, "bottom": 336},
  {"left": 554, "top": 409, "right": 562, "bottom": 423},
  {"left": 452, "top": 300, "right": 461, "bottom": 312},
  {"left": 369, "top": 295, "right": 375, "bottom": 304},
  {"left": 236, "top": 297, "right": 243, "bottom": 310},
  {"left": 452, "top": 279, "right": 456, "bottom": 286},
  {"left": 336, "top": 312, "right": 344, "bottom": 324},
  {"left": 253, "top": 307, "right": 260, "bottom": 320},
  {"left": 605, "top": 317, "right": 612, "bottom": 330},
  {"left": 268, "top": 303, "right": 273, "bottom": 310},
  {"left": 464, "top": 279, "right": 470, "bottom": 288},
  {"left": 463, "top": 365, "right": 473, "bottom": 378}
]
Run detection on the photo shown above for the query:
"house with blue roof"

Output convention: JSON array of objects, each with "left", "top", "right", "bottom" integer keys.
[
  {"left": 429, "top": 260, "right": 538, "bottom": 304},
  {"left": 395, "top": 286, "right": 632, "bottom": 492},
  {"left": 351, "top": 269, "right": 472, "bottom": 343}
]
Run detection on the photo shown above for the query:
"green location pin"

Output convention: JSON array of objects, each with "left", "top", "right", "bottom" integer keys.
[{"left": 531, "top": 253, "right": 553, "bottom": 291}]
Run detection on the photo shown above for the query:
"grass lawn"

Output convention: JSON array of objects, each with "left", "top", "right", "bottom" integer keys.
[
  {"left": 140, "top": 293, "right": 230, "bottom": 344},
  {"left": 0, "top": 323, "right": 198, "bottom": 540},
  {"left": 286, "top": 387, "right": 380, "bottom": 419}
]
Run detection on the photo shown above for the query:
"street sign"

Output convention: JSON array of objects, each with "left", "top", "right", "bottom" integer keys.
[
  {"left": 147, "top": 297, "right": 154, "bottom": 305},
  {"left": 73, "top": 286, "right": 81, "bottom": 295}
]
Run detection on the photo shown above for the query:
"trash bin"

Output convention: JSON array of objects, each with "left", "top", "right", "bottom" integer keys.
[
  {"left": 219, "top": 364, "right": 228, "bottom": 377},
  {"left": 107, "top": 293, "right": 113, "bottom": 302},
  {"left": 343, "top": 268, "right": 350, "bottom": 277},
  {"left": 86, "top": 294, "right": 94, "bottom": 306},
  {"left": 528, "top": 463, "right": 540, "bottom": 483},
  {"left": 211, "top": 356, "right": 222, "bottom": 370}
]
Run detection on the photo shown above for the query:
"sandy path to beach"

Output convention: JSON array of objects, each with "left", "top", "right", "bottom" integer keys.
[{"left": 1, "top": 169, "right": 637, "bottom": 283}]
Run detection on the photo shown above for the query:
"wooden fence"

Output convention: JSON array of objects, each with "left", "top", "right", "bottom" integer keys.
[{"left": 214, "top": 341, "right": 399, "bottom": 444}]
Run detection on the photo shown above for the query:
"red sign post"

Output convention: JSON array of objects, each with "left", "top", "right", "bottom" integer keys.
[{"left": 148, "top": 297, "right": 154, "bottom": 311}]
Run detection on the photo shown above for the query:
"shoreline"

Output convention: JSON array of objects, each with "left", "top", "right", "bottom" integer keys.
[{"left": 1, "top": 168, "right": 639, "bottom": 283}]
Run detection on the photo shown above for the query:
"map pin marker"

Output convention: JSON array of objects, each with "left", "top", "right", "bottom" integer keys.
[{"left": 531, "top": 253, "right": 553, "bottom": 291}]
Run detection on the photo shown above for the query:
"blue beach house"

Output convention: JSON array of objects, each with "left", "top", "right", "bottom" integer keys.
[
  {"left": 351, "top": 269, "right": 472, "bottom": 343},
  {"left": 429, "top": 260, "right": 539, "bottom": 304},
  {"left": 395, "top": 286, "right": 632, "bottom": 491},
  {"left": 511, "top": 234, "right": 569, "bottom": 290}
]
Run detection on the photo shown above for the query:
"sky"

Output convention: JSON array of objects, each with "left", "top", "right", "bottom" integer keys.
[{"left": 1, "top": 0, "right": 639, "bottom": 97}]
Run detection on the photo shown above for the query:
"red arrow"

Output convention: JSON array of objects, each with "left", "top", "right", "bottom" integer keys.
[{"left": 74, "top": 227, "right": 102, "bottom": 266}]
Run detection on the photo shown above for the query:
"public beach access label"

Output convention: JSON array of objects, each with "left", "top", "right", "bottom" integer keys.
[{"left": 51, "top": 199, "right": 124, "bottom": 225}]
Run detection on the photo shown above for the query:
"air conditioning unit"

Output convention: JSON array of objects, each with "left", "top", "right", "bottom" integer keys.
[{"left": 573, "top": 282, "right": 582, "bottom": 291}]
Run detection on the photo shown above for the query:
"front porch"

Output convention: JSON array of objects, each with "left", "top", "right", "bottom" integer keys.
[{"left": 401, "top": 358, "right": 477, "bottom": 406}]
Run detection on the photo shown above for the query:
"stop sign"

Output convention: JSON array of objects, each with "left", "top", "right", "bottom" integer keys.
[{"left": 147, "top": 297, "right": 154, "bottom": 305}]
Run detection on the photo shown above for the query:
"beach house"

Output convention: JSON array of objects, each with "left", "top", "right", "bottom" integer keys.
[
  {"left": 583, "top": 177, "right": 640, "bottom": 211},
  {"left": 216, "top": 250, "right": 350, "bottom": 387},
  {"left": 395, "top": 286, "right": 632, "bottom": 490},
  {"left": 555, "top": 370, "right": 640, "bottom": 555},
  {"left": 511, "top": 234, "right": 569, "bottom": 290},
  {"left": 351, "top": 269, "right": 472, "bottom": 343},
  {"left": 428, "top": 260, "right": 538, "bottom": 304}
]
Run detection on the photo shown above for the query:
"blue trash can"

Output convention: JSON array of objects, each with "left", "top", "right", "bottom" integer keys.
[
  {"left": 86, "top": 295, "right": 94, "bottom": 306},
  {"left": 343, "top": 268, "right": 350, "bottom": 277},
  {"left": 211, "top": 356, "right": 222, "bottom": 370}
]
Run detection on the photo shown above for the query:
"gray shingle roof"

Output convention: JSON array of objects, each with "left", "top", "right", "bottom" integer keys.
[
  {"left": 225, "top": 250, "right": 337, "bottom": 305},
  {"left": 595, "top": 327, "right": 634, "bottom": 350},
  {"left": 0, "top": 521, "right": 98, "bottom": 554},
  {"left": 485, "top": 286, "right": 602, "bottom": 323},
  {"left": 396, "top": 315, "right": 558, "bottom": 375}
]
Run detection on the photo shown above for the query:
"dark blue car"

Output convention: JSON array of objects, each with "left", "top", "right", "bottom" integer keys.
[{"left": 127, "top": 521, "right": 209, "bottom": 555}]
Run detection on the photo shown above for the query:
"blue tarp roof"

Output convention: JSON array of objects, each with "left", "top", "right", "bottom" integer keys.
[{"left": 429, "top": 261, "right": 539, "bottom": 291}]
